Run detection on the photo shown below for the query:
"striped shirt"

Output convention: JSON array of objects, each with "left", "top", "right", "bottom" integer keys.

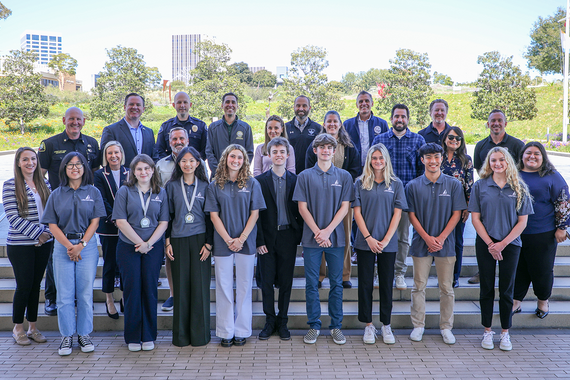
[{"left": 2, "top": 178, "right": 51, "bottom": 245}]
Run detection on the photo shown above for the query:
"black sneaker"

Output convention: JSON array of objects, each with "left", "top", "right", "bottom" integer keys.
[
  {"left": 258, "top": 323, "right": 275, "bottom": 340},
  {"left": 278, "top": 325, "right": 291, "bottom": 340},
  {"left": 58, "top": 336, "right": 73, "bottom": 356},
  {"left": 78, "top": 335, "right": 94, "bottom": 353}
]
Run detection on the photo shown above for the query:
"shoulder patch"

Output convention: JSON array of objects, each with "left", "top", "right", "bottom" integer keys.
[{"left": 38, "top": 142, "right": 46, "bottom": 152}]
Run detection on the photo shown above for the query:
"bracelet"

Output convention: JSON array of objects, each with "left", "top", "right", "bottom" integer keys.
[
  {"left": 238, "top": 238, "right": 245, "bottom": 245},
  {"left": 240, "top": 233, "right": 248, "bottom": 240},
  {"left": 364, "top": 235, "right": 371, "bottom": 240},
  {"left": 166, "top": 243, "right": 171, "bottom": 248},
  {"left": 204, "top": 245, "right": 212, "bottom": 252}
]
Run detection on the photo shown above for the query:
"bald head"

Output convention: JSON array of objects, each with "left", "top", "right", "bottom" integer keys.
[
  {"left": 173, "top": 92, "right": 192, "bottom": 121},
  {"left": 62, "top": 107, "right": 85, "bottom": 140}
]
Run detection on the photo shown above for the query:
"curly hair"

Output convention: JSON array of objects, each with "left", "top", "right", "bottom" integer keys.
[
  {"left": 359, "top": 143, "right": 398, "bottom": 191},
  {"left": 479, "top": 147, "right": 531, "bottom": 210},
  {"left": 214, "top": 144, "right": 251, "bottom": 189}
]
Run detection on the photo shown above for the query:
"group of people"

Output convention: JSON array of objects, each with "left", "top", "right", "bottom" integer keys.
[{"left": 3, "top": 89, "right": 568, "bottom": 356}]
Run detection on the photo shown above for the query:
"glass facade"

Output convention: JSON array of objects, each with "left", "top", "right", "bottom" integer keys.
[{"left": 20, "top": 31, "right": 63, "bottom": 65}]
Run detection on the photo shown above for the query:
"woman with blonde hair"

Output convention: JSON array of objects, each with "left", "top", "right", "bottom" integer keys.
[
  {"left": 353, "top": 143, "right": 407, "bottom": 345},
  {"left": 468, "top": 147, "right": 533, "bottom": 351},
  {"left": 253, "top": 115, "right": 296, "bottom": 176},
  {"left": 205, "top": 144, "right": 266, "bottom": 347}
]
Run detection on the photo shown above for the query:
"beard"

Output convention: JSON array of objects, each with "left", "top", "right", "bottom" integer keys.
[{"left": 392, "top": 121, "right": 407, "bottom": 132}]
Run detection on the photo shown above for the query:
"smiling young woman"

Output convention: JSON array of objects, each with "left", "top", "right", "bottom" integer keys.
[{"left": 253, "top": 115, "right": 296, "bottom": 176}]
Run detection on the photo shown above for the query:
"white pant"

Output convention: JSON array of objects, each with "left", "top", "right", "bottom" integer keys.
[{"left": 214, "top": 253, "right": 255, "bottom": 339}]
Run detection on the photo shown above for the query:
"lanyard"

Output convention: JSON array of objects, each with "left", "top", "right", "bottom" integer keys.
[
  {"left": 137, "top": 186, "right": 152, "bottom": 218},
  {"left": 181, "top": 177, "right": 198, "bottom": 214}
]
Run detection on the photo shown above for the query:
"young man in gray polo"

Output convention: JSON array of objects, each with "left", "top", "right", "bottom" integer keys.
[{"left": 405, "top": 143, "right": 466, "bottom": 345}]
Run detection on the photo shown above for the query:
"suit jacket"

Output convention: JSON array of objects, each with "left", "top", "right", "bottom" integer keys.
[
  {"left": 255, "top": 170, "right": 303, "bottom": 249},
  {"left": 100, "top": 119, "right": 156, "bottom": 167},
  {"left": 94, "top": 165, "right": 129, "bottom": 235}
]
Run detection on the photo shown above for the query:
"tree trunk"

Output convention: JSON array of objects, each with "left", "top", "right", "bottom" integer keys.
[
  {"left": 20, "top": 117, "right": 24, "bottom": 134},
  {"left": 59, "top": 72, "right": 64, "bottom": 91}
]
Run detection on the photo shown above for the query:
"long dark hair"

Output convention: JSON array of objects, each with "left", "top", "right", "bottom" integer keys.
[
  {"left": 261, "top": 115, "right": 288, "bottom": 156},
  {"left": 59, "top": 152, "right": 93, "bottom": 187},
  {"left": 517, "top": 141, "right": 556, "bottom": 177},
  {"left": 442, "top": 126, "right": 468, "bottom": 167},
  {"left": 319, "top": 110, "right": 353, "bottom": 148},
  {"left": 13, "top": 147, "right": 50, "bottom": 217},
  {"left": 125, "top": 154, "right": 162, "bottom": 194},
  {"left": 168, "top": 147, "right": 209, "bottom": 184}
]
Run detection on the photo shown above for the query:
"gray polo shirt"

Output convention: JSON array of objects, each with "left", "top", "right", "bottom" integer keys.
[
  {"left": 352, "top": 178, "right": 407, "bottom": 252},
  {"left": 468, "top": 176, "right": 534, "bottom": 247},
  {"left": 112, "top": 185, "right": 169, "bottom": 244},
  {"left": 204, "top": 177, "right": 266, "bottom": 256},
  {"left": 41, "top": 185, "right": 106, "bottom": 235},
  {"left": 272, "top": 170, "right": 289, "bottom": 226},
  {"left": 405, "top": 174, "right": 467, "bottom": 257},
  {"left": 166, "top": 178, "right": 208, "bottom": 238},
  {"left": 156, "top": 155, "right": 176, "bottom": 186},
  {"left": 293, "top": 164, "right": 355, "bottom": 248}
]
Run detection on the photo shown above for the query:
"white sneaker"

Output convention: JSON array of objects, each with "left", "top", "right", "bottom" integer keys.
[
  {"left": 363, "top": 325, "right": 377, "bottom": 344},
  {"left": 481, "top": 330, "right": 495, "bottom": 350},
  {"left": 395, "top": 275, "right": 407, "bottom": 290},
  {"left": 331, "top": 329, "right": 346, "bottom": 345},
  {"left": 381, "top": 325, "right": 396, "bottom": 344},
  {"left": 499, "top": 331, "right": 512, "bottom": 351},
  {"left": 304, "top": 328, "right": 320, "bottom": 344},
  {"left": 409, "top": 327, "right": 424, "bottom": 341},
  {"left": 128, "top": 343, "right": 142, "bottom": 352},
  {"left": 441, "top": 329, "right": 456, "bottom": 345},
  {"left": 142, "top": 341, "right": 155, "bottom": 351}
]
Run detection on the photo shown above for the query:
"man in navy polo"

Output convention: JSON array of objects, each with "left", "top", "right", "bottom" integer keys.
[
  {"left": 285, "top": 96, "right": 322, "bottom": 174},
  {"left": 154, "top": 92, "right": 207, "bottom": 160},
  {"left": 405, "top": 143, "right": 466, "bottom": 345},
  {"left": 372, "top": 104, "right": 426, "bottom": 290},
  {"left": 344, "top": 91, "right": 388, "bottom": 167},
  {"left": 418, "top": 99, "right": 452, "bottom": 145}
]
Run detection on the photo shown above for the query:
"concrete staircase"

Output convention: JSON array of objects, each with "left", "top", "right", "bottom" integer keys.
[{"left": 0, "top": 240, "right": 569, "bottom": 331}]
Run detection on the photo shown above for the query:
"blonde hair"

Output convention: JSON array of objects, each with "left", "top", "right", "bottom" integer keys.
[
  {"left": 359, "top": 143, "right": 397, "bottom": 191},
  {"left": 479, "top": 147, "right": 530, "bottom": 210},
  {"left": 214, "top": 144, "right": 252, "bottom": 189},
  {"left": 102, "top": 141, "right": 125, "bottom": 167}
]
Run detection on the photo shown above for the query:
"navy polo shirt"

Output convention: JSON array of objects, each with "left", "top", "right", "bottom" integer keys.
[
  {"left": 468, "top": 176, "right": 534, "bottom": 246},
  {"left": 473, "top": 133, "right": 524, "bottom": 170},
  {"left": 406, "top": 174, "right": 467, "bottom": 257},
  {"left": 204, "top": 177, "right": 266, "bottom": 256},
  {"left": 41, "top": 185, "right": 106, "bottom": 234},
  {"left": 418, "top": 122, "right": 451, "bottom": 145},
  {"left": 293, "top": 164, "right": 355, "bottom": 248},
  {"left": 112, "top": 186, "right": 170, "bottom": 244},
  {"left": 352, "top": 178, "right": 408, "bottom": 252},
  {"left": 166, "top": 178, "right": 208, "bottom": 238}
]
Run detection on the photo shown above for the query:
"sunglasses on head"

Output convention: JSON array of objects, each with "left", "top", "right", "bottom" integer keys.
[{"left": 447, "top": 135, "right": 462, "bottom": 141}]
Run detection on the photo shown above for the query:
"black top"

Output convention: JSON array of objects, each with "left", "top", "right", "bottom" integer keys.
[
  {"left": 285, "top": 118, "right": 322, "bottom": 174},
  {"left": 154, "top": 116, "right": 208, "bottom": 160},
  {"left": 473, "top": 133, "right": 524, "bottom": 170}
]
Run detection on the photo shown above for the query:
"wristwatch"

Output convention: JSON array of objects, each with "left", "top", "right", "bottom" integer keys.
[{"left": 79, "top": 240, "right": 87, "bottom": 247}]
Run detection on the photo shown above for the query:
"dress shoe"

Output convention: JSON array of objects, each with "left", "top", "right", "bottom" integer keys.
[
  {"left": 233, "top": 337, "right": 246, "bottom": 346},
  {"left": 278, "top": 325, "right": 291, "bottom": 340},
  {"left": 342, "top": 281, "right": 352, "bottom": 289},
  {"left": 13, "top": 331, "right": 31, "bottom": 346},
  {"left": 220, "top": 338, "right": 233, "bottom": 347},
  {"left": 258, "top": 323, "right": 275, "bottom": 340},
  {"left": 45, "top": 299, "right": 57, "bottom": 316},
  {"left": 27, "top": 330, "right": 47, "bottom": 343},
  {"left": 120, "top": 298, "right": 124, "bottom": 313},
  {"left": 468, "top": 272, "right": 480, "bottom": 284},
  {"left": 106, "top": 302, "right": 119, "bottom": 320}
]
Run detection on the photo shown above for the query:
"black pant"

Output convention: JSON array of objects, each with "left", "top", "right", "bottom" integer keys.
[
  {"left": 100, "top": 235, "right": 121, "bottom": 294},
  {"left": 514, "top": 230, "right": 557, "bottom": 302},
  {"left": 476, "top": 236, "right": 520, "bottom": 329},
  {"left": 44, "top": 245, "right": 56, "bottom": 302},
  {"left": 258, "top": 228, "right": 297, "bottom": 326},
  {"left": 7, "top": 243, "right": 52, "bottom": 323},
  {"left": 356, "top": 249, "right": 396, "bottom": 326}
]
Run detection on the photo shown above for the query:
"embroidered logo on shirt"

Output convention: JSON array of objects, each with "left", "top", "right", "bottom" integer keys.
[
  {"left": 308, "top": 129, "right": 316, "bottom": 136},
  {"left": 192, "top": 125, "right": 198, "bottom": 132},
  {"left": 81, "top": 195, "right": 94, "bottom": 202},
  {"left": 384, "top": 185, "right": 394, "bottom": 193},
  {"left": 196, "top": 192, "right": 204, "bottom": 199},
  {"left": 236, "top": 131, "right": 244, "bottom": 140},
  {"left": 238, "top": 187, "right": 250, "bottom": 193},
  {"left": 508, "top": 192, "right": 517, "bottom": 198},
  {"left": 151, "top": 195, "right": 162, "bottom": 202},
  {"left": 374, "top": 126, "right": 382, "bottom": 134},
  {"left": 331, "top": 180, "right": 342, "bottom": 187},
  {"left": 439, "top": 189, "right": 451, "bottom": 197}
]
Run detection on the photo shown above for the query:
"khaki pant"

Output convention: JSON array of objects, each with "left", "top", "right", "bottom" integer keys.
[
  {"left": 411, "top": 255, "right": 456, "bottom": 330},
  {"left": 319, "top": 209, "right": 352, "bottom": 282}
]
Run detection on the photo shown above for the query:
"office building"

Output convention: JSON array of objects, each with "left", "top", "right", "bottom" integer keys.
[
  {"left": 20, "top": 30, "right": 62, "bottom": 66},
  {"left": 172, "top": 34, "right": 201, "bottom": 83}
]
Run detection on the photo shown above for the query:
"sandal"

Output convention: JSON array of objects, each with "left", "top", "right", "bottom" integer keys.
[
  {"left": 13, "top": 332, "right": 31, "bottom": 346},
  {"left": 512, "top": 306, "right": 522, "bottom": 315},
  {"left": 535, "top": 301, "right": 549, "bottom": 319},
  {"left": 27, "top": 330, "right": 47, "bottom": 343}
]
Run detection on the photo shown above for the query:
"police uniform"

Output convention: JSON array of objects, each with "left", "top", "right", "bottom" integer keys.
[{"left": 154, "top": 116, "right": 208, "bottom": 160}]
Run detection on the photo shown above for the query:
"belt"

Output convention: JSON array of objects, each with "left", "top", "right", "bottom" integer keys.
[
  {"left": 66, "top": 233, "right": 84, "bottom": 239},
  {"left": 277, "top": 224, "right": 291, "bottom": 231}
]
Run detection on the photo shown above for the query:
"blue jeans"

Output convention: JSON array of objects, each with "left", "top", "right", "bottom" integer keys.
[
  {"left": 53, "top": 236, "right": 99, "bottom": 337},
  {"left": 304, "top": 246, "right": 344, "bottom": 330}
]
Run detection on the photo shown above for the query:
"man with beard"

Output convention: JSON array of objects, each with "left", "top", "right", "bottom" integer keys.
[
  {"left": 372, "top": 104, "right": 426, "bottom": 291},
  {"left": 285, "top": 96, "right": 322, "bottom": 174},
  {"left": 418, "top": 99, "right": 452, "bottom": 145},
  {"left": 154, "top": 92, "right": 207, "bottom": 160},
  {"left": 156, "top": 127, "right": 189, "bottom": 312}
]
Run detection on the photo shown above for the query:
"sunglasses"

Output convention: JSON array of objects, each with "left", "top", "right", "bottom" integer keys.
[{"left": 447, "top": 135, "right": 462, "bottom": 141}]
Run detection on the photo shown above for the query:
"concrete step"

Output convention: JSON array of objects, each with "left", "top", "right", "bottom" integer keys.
[{"left": 0, "top": 300, "right": 567, "bottom": 331}]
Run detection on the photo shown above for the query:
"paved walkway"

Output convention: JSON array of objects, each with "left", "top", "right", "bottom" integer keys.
[{"left": 0, "top": 329, "right": 569, "bottom": 379}]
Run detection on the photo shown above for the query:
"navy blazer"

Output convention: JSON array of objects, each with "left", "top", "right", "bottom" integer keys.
[
  {"left": 343, "top": 112, "right": 389, "bottom": 162},
  {"left": 255, "top": 170, "right": 303, "bottom": 249},
  {"left": 100, "top": 119, "right": 157, "bottom": 167},
  {"left": 94, "top": 165, "right": 129, "bottom": 235},
  {"left": 305, "top": 141, "right": 361, "bottom": 180}
]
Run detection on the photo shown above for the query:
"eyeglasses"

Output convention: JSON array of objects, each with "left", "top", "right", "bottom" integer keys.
[
  {"left": 447, "top": 135, "right": 462, "bottom": 141},
  {"left": 66, "top": 163, "right": 84, "bottom": 169}
]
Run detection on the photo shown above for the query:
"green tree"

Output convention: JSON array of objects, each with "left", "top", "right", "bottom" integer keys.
[
  {"left": 341, "top": 72, "right": 358, "bottom": 93},
  {"left": 277, "top": 45, "right": 344, "bottom": 120},
  {"left": 251, "top": 69, "right": 276, "bottom": 88},
  {"left": 376, "top": 49, "right": 433, "bottom": 126},
  {"left": 0, "top": 1, "right": 11, "bottom": 20},
  {"left": 90, "top": 46, "right": 160, "bottom": 123},
  {"left": 524, "top": 7, "right": 565, "bottom": 75},
  {"left": 228, "top": 62, "right": 253, "bottom": 84},
  {"left": 188, "top": 40, "right": 246, "bottom": 121},
  {"left": 471, "top": 51, "right": 538, "bottom": 121},
  {"left": 0, "top": 50, "right": 49, "bottom": 134},
  {"left": 433, "top": 71, "right": 454, "bottom": 86},
  {"left": 47, "top": 53, "right": 78, "bottom": 91}
]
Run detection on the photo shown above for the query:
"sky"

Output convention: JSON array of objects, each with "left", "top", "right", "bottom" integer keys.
[{"left": 0, "top": 0, "right": 564, "bottom": 89}]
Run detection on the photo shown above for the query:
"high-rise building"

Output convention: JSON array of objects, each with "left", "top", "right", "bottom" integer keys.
[
  {"left": 172, "top": 34, "right": 201, "bottom": 83},
  {"left": 250, "top": 66, "right": 265, "bottom": 74},
  {"left": 20, "top": 30, "right": 62, "bottom": 66}
]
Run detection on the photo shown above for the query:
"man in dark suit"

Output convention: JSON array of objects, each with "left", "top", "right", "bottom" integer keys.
[
  {"left": 101, "top": 93, "right": 157, "bottom": 167},
  {"left": 255, "top": 137, "right": 303, "bottom": 340}
]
